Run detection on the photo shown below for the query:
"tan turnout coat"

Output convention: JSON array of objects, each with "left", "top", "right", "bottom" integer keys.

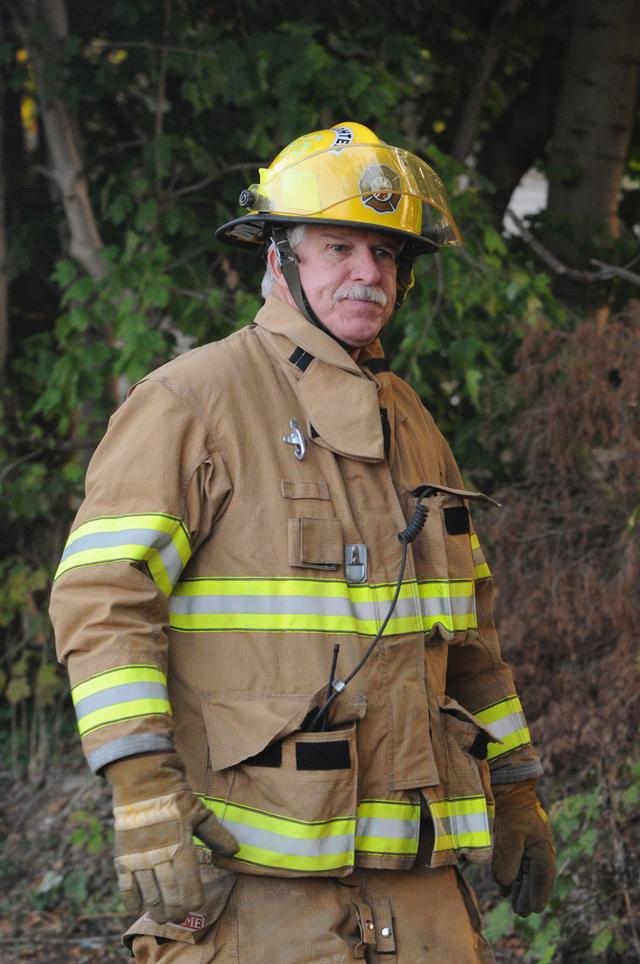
[{"left": 51, "top": 296, "right": 541, "bottom": 878}]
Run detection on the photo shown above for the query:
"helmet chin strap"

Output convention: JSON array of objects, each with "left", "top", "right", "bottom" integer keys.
[
  {"left": 271, "top": 225, "right": 414, "bottom": 351},
  {"left": 271, "top": 226, "right": 353, "bottom": 351}
]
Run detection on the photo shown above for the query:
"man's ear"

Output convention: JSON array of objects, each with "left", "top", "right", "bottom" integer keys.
[{"left": 267, "top": 244, "right": 285, "bottom": 284}]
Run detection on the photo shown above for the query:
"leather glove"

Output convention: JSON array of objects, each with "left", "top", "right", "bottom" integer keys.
[
  {"left": 105, "top": 752, "right": 238, "bottom": 923},
  {"left": 492, "top": 779, "right": 556, "bottom": 917}
]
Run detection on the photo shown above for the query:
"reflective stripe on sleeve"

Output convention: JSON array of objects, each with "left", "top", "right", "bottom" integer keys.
[
  {"left": 55, "top": 513, "right": 192, "bottom": 596},
  {"left": 428, "top": 795, "right": 492, "bottom": 852},
  {"left": 470, "top": 532, "right": 491, "bottom": 580},
  {"left": 197, "top": 796, "right": 355, "bottom": 874},
  {"left": 169, "top": 577, "right": 477, "bottom": 637},
  {"left": 355, "top": 799, "right": 420, "bottom": 856},
  {"left": 474, "top": 695, "right": 532, "bottom": 760},
  {"left": 71, "top": 665, "right": 172, "bottom": 737}
]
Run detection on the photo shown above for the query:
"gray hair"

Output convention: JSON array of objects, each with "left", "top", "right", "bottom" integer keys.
[{"left": 261, "top": 224, "right": 309, "bottom": 298}]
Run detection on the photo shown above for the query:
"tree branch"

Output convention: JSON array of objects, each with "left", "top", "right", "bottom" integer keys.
[
  {"left": 171, "top": 162, "right": 264, "bottom": 198},
  {"left": 505, "top": 209, "right": 640, "bottom": 287}
]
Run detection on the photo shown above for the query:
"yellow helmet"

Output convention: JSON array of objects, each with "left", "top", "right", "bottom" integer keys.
[{"left": 216, "top": 121, "right": 462, "bottom": 255}]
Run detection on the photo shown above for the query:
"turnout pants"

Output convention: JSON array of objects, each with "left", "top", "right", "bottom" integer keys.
[{"left": 126, "top": 857, "right": 494, "bottom": 963}]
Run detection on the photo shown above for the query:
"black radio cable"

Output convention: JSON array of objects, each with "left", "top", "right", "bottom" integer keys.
[{"left": 308, "top": 492, "right": 433, "bottom": 731}]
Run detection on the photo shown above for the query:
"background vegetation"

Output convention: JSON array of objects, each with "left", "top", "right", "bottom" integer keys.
[{"left": 1, "top": 0, "right": 639, "bottom": 960}]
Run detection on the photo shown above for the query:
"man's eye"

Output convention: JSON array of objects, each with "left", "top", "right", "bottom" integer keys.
[
  {"left": 329, "top": 243, "right": 348, "bottom": 253},
  {"left": 375, "top": 248, "right": 396, "bottom": 261}
]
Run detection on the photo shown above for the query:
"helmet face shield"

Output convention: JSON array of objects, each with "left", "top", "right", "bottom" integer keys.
[{"left": 216, "top": 123, "right": 462, "bottom": 254}]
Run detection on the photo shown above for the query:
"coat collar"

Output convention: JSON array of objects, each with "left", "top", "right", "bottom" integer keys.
[{"left": 255, "top": 296, "right": 386, "bottom": 461}]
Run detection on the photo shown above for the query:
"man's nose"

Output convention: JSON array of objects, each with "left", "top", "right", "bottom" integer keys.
[{"left": 350, "top": 248, "right": 382, "bottom": 284}]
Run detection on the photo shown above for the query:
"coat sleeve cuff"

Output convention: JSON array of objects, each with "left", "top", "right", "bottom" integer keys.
[
  {"left": 490, "top": 759, "right": 544, "bottom": 784},
  {"left": 88, "top": 733, "right": 174, "bottom": 774}
]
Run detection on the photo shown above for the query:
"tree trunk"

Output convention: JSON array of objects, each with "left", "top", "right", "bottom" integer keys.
[
  {"left": 476, "top": 0, "right": 573, "bottom": 221},
  {"left": 0, "top": 43, "right": 7, "bottom": 377},
  {"left": 450, "top": 0, "right": 525, "bottom": 164},
  {"left": 12, "top": 0, "right": 106, "bottom": 278},
  {"left": 546, "top": 0, "right": 640, "bottom": 237}
]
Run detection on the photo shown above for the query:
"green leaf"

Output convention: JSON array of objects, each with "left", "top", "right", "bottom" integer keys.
[
  {"left": 51, "top": 259, "right": 77, "bottom": 287},
  {"left": 591, "top": 928, "right": 613, "bottom": 955},
  {"left": 6, "top": 675, "right": 31, "bottom": 704},
  {"left": 63, "top": 869, "right": 88, "bottom": 905},
  {"left": 484, "top": 900, "right": 514, "bottom": 942}
]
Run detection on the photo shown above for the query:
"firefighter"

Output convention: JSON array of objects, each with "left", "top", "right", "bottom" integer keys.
[{"left": 50, "top": 122, "right": 555, "bottom": 962}]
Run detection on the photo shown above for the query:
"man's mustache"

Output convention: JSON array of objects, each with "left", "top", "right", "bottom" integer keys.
[{"left": 335, "top": 284, "right": 389, "bottom": 307}]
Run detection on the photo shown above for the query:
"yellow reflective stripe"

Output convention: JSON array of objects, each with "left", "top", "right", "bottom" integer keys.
[
  {"left": 223, "top": 842, "right": 353, "bottom": 873},
  {"left": 429, "top": 795, "right": 492, "bottom": 852},
  {"left": 486, "top": 727, "right": 531, "bottom": 760},
  {"left": 202, "top": 798, "right": 354, "bottom": 840},
  {"left": 55, "top": 512, "right": 191, "bottom": 596},
  {"left": 356, "top": 800, "right": 419, "bottom": 821},
  {"left": 470, "top": 531, "right": 492, "bottom": 580},
  {"left": 197, "top": 795, "right": 355, "bottom": 873},
  {"left": 430, "top": 796, "right": 486, "bottom": 818},
  {"left": 63, "top": 513, "right": 188, "bottom": 550},
  {"left": 474, "top": 696, "right": 522, "bottom": 726},
  {"left": 355, "top": 835, "right": 417, "bottom": 854},
  {"left": 77, "top": 698, "right": 172, "bottom": 736},
  {"left": 474, "top": 696, "right": 531, "bottom": 759},
  {"left": 473, "top": 561, "right": 491, "bottom": 579},
  {"left": 71, "top": 665, "right": 167, "bottom": 704},
  {"left": 173, "top": 577, "right": 473, "bottom": 600},
  {"left": 433, "top": 831, "right": 491, "bottom": 850},
  {"left": 170, "top": 577, "right": 476, "bottom": 637},
  {"left": 355, "top": 799, "right": 421, "bottom": 856}
]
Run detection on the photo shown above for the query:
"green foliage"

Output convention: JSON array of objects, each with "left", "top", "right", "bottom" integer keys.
[
  {"left": 388, "top": 149, "right": 566, "bottom": 476},
  {"left": 485, "top": 763, "right": 640, "bottom": 962},
  {"left": 70, "top": 809, "right": 112, "bottom": 855}
]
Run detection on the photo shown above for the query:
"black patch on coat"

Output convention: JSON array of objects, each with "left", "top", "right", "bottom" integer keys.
[
  {"left": 295, "top": 740, "right": 351, "bottom": 770},
  {"left": 444, "top": 506, "right": 470, "bottom": 535}
]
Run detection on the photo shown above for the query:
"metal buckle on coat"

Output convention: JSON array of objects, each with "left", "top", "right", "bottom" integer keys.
[
  {"left": 282, "top": 419, "right": 306, "bottom": 460},
  {"left": 345, "top": 544, "right": 367, "bottom": 584}
]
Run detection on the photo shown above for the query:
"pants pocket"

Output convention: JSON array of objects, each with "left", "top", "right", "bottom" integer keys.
[{"left": 124, "top": 863, "right": 237, "bottom": 955}]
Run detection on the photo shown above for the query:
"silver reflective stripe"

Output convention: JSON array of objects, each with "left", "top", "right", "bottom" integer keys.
[
  {"left": 60, "top": 527, "right": 184, "bottom": 586},
  {"left": 74, "top": 681, "right": 169, "bottom": 722},
  {"left": 170, "top": 591, "right": 472, "bottom": 621},
  {"left": 419, "top": 595, "right": 476, "bottom": 618},
  {"left": 220, "top": 818, "right": 354, "bottom": 859},
  {"left": 356, "top": 816, "right": 417, "bottom": 840},
  {"left": 86, "top": 733, "right": 174, "bottom": 774},
  {"left": 485, "top": 711, "right": 528, "bottom": 741},
  {"left": 433, "top": 811, "right": 489, "bottom": 837}
]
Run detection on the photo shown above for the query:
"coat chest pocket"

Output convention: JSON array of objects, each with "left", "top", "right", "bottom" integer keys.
[
  {"left": 288, "top": 517, "right": 343, "bottom": 570},
  {"left": 282, "top": 478, "right": 343, "bottom": 571}
]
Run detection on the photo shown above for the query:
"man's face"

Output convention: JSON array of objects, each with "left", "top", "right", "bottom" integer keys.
[{"left": 269, "top": 225, "right": 400, "bottom": 348}]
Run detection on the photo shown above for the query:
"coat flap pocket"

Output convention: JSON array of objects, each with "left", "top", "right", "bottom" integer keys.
[
  {"left": 201, "top": 689, "right": 367, "bottom": 772},
  {"left": 281, "top": 479, "right": 330, "bottom": 500},
  {"left": 440, "top": 695, "right": 502, "bottom": 752},
  {"left": 288, "top": 516, "right": 343, "bottom": 568},
  {"left": 408, "top": 481, "right": 501, "bottom": 508},
  {"left": 201, "top": 694, "right": 321, "bottom": 772}
]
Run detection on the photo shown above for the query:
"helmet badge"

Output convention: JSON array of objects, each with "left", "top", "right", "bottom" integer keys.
[{"left": 359, "top": 164, "right": 401, "bottom": 214}]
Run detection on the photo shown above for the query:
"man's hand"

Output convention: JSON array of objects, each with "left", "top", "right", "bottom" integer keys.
[
  {"left": 106, "top": 752, "right": 238, "bottom": 923},
  {"left": 491, "top": 779, "right": 555, "bottom": 917}
]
